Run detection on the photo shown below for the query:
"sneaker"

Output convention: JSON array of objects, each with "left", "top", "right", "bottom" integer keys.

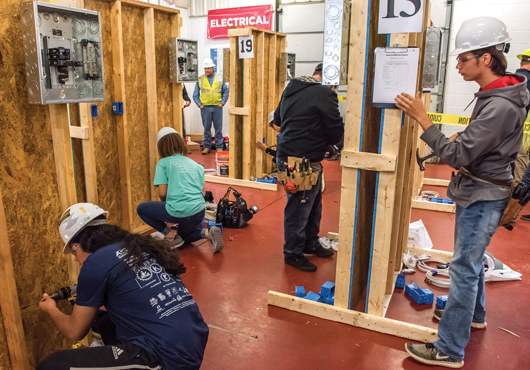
[
  {"left": 170, "top": 236, "right": 185, "bottom": 249},
  {"left": 433, "top": 309, "right": 486, "bottom": 329},
  {"left": 405, "top": 342, "right": 463, "bottom": 369},
  {"left": 330, "top": 241, "right": 338, "bottom": 251},
  {"left": 202, "top": 148, "right": 211, "bottom": 155},
  {"left": 521, "top": 214, "right": 530, "bottom": 221},
  {"left": 284, "top": 255, "right": 317, "bottom": 272},
  {"left": 207, "top": 226, "right": 224, "bottom": 253},
  {"left": 319, "top": 236, "right": 332, "bottom": 249},
  {"left": 303, "top": 245, "right": 334, "bottom": 258},
  {"left": 150, "top": 231, "right": 165, "bottom": 240}
]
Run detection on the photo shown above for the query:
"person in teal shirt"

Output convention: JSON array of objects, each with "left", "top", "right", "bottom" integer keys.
[{"left": 137, "top": 127, "right": 224, "bottom": 252}]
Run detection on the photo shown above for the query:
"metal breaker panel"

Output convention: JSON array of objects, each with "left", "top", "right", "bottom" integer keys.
[
  {"left": 169, "top": 38, "right": 198, "bottom": 83},
  {"left": 422, "top": 27, "right": 442, "bottom": 89},
  {"left": 280, "top": 52, "right": 296, "bottom": 81},
  {"left": 20, "top": 1, "right": 105, "bottom": 105},
  {"left": 322, "top": 0, "right": 351, "bottom": 86}
]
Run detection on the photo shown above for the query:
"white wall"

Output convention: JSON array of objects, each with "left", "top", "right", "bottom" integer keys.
[
  {"left": 180, "top": 1, "right": 275, "bottom": 136},
  {"left": 442, "top": 0, "right": 530, "bottom": 136}
]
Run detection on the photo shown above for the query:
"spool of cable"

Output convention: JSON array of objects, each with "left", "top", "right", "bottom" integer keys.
[{"left": 421, "top": 190, "right": 439, "bottom": 199}]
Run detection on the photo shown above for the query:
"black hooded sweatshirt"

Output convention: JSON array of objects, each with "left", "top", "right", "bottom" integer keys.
[
  {"left": 274, "top": 77, "right": 344, "bottom": 162},
  {"left": 515, "top": 67, "right": 530, "bottom": 114}
]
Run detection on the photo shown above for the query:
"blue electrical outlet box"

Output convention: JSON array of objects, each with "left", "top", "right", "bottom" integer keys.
[
  {"left": 436, "top": 295, "right": 448, "bottom": 309},
  {"left": 91, "top": 104, "right": 98, "bottom": 118},
  {"left": 207, "top": 221, "right": 223, "bottom": 234},
  {"left": 395, "top": 274, "right": 406, "bottom": 289},
  {"left": 112, "top": 102, "right": 123, "bottom": 114},
  {"left": 406, "top": 283, "right": 434, "bottom": 304},
  {"left": 304, "top": 291, "right": 320, "bottom": 302},
  {"left": 319, "top": 281, "right": 335, "bottom": 299},
  {"left": 295, "top": 286, "right": 305, "bottom": 298}
]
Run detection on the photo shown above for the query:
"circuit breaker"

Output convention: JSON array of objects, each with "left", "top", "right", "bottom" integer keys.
[
  {"left": 169, "top": 38, "right": 199, "bottom": 83},
  {"left": 322, "top": 0, "right": 351, "bottom": 86},
  {"left": 20, "top": 1, "right": 105, "bottom": 105}
]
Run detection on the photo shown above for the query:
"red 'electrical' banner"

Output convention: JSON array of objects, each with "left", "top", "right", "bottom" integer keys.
[{"left": 207, "top": 5, "right": 273, "bottom": 39}]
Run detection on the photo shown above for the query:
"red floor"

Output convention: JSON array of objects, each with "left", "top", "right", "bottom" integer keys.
[{"left": 178, "top": 151, "right": 530, "bottom": 370}]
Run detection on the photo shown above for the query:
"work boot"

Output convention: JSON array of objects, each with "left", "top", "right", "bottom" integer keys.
[
  {"left": 521, "top": 214, "right": 530, "bottom": 221},
  {"left": 303, "top": 245, "right": 334, "bottom": 258},
  {"left": 207, "top": 226, "right": 224, "bottom": 253},
  {"left": 202, "top": 148, "right": 211, "bottom": 155},
  {"left": 405, "top": 343, "right": 463, "bottom": 368},
  {"left": 285, "top": 255, "right": 317, "bottom": 272},
  {"left": 433, "top": 309, "right": 487, "bottom": 329}
]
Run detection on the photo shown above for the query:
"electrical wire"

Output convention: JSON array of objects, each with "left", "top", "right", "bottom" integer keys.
[{"left": 417, "top": 258, "right": 451, "bottom": 288}]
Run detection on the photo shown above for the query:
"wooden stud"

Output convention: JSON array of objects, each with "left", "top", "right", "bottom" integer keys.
[
  {"left": 228, "top": 27, "right": 285, "bottom": 37},
  {"left": 340, "top": 150, "right": 396, "bottom": 172},
  {"left": 243, "top": 45, "right": 252, "bottom": 180},
  {"left": 229, "top": 37, "right": 237, "bottom": 179},
  {"left": 144, "top": 7, "right": 158, "bottom": 201},
  {"left": 79, "top": 103, "right": 98, "bottom": 204},
  {"left": 110, "top": 1, "right": 133, "bottom": 231},
  {"left": 334, "top": 0, "right": 368, "bottom": 309},
  {"left": 423, "top": 178, "right": 450, "bottom": 187},
  {"left": 268, "top": 291, "right": 438, "bottom": 342},
  {"left": 171, "top": 15, "right": 183, "bottom": 137},
  {"left": 255, "top": 31, "right": 265, "bottom": 177},
  {"left": 407, "top": 246, "right": 453, "bottom": 263},
  {"left": 204, "top": 175, "right": 277, "bottom": 191},
  {"left": 0, "top": 190, "right": 32, "bottom": 370},
  {"left": 227, "top": 107, "right": 250, "bottom": 116},
  {"left": 411, "top": 199, "right": 456, "bottom": 213},
  {"left": 266, "top": 34, "right": 277, "bottom": 175},
  {"left": 69, "top": 126, "right": 90, "bottom": 139},
  {"left": 103, "top": 0, "right": 179, "bottom": 14}
]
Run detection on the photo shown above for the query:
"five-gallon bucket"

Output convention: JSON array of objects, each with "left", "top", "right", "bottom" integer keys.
[{"left": 216, "top": 151, "right": 229, "bottom": 177}]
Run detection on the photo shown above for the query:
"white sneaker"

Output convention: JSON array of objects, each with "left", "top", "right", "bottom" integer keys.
[
  {"left": 170, "top": 236, "right": 185, "bottom": 249},
  {"left": 331, "top": 241, "right": 338, "bottom": 252},
  {"left": 208, "top": 227, "right": 224, "bottom": 253},
  {"left": 150, "top": 231, "right": 165, "bottom": 240}
]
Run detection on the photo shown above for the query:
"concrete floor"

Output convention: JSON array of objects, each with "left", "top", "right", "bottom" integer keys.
[{"left": 176, "top": 150, "right": 530, "bottom": 370}]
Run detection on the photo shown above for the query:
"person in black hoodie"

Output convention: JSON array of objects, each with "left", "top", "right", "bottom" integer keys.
[{"left": 274, "top": 63, "right": 344, "bottom": 272}]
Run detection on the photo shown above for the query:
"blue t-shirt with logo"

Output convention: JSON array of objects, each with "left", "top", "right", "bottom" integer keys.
[
  {"left": 76, "top": 243, "right": 209, "bottom": 370},
  {"left": 154, "top": 154, "right": 205, "bottom": 218}
]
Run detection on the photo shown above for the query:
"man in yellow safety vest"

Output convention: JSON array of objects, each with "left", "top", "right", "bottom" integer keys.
[{"left": 193, "top": 58, "right": 229, "bottom": 154}]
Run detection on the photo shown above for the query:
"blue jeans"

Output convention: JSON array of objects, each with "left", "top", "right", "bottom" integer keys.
[
  {"left": 137, "top": 201, "right": 205, "bottom": 243},
  {"left": 434, "top": 198, "right": 508, "bottom": 361},
  {"left": 201, "top": 105, "right": 223, "bottom": 149},
  {"left": 278, "top": 158, "right": 323, "bottom": 257}
]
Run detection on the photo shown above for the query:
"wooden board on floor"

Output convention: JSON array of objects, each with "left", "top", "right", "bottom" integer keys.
[
  {"left": 411, "top": 199, "right": 455, "bottom": 213},
  {"left": 205, "top": 175, "right": 277, "bottom": 191},
  {"left": 407, "top": 246, "right": 453, "bottom": 262},
  {"left": 268, "top": 291, "right": 438, "bottom": 343},
  {"left": 423, "top": 178, "right": 450, "bottom": 187}
]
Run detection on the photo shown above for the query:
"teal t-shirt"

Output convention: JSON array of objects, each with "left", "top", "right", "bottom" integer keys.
[{"left": 154, "top": 154, "right": 205, "bottom": 218}]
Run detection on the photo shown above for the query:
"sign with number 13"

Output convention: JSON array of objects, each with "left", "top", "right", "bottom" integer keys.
[
  {"left": 239, "top": 36, "right": 254, "bottom": 59},
  {"left": 378, "top": 0, "right": 423, "bottom": 34}
]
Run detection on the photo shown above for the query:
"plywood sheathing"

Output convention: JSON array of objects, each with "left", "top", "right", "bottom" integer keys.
[{"left": 0, "top": 0, "right": 76, "bottom": 365}]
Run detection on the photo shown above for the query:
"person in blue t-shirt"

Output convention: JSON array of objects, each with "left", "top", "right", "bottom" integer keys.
[
  {"left": 137, "top": 127, "right": 224, "bottom": 253},
  {"left": 37, "top": 203, "right": 209, "bottom": 370}
]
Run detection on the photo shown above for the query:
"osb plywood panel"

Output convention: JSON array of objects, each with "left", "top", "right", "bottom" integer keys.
[
  {"left": 122, "top": 5, "right": 150, "bottom": 230},
  {"left": 0, "top": 1, "right": 75, "bottom": 367},
  {"left": 155, "top": 12, "right": 173, "bottom": 132},
  {"left": 84, "top": 0, "right": 122, "bottom": 226},
  {"left": 0, "top": 309, "right": 10, "bottom": 370}
]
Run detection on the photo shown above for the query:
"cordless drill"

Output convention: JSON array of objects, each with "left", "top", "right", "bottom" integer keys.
[{"left": 21, "top": 283, "right": 77, "bottom": 309}]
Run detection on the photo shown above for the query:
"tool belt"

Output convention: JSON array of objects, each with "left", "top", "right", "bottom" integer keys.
[
  {"left": 456, "top": 167, "right": 512, "bottom": 188},
  {"left": 216, "top": 187, "right": 253, "bottom": 228},
  {"left": 277, "top": 156, "right": 319, "bottom": 192}
]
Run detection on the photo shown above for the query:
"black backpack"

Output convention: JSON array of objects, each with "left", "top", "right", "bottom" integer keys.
[{"left": 216, "top": 187, "right": 254, "bottom": 228}]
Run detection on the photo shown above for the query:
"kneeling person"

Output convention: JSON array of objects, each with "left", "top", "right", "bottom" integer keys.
[{"left": 37, "top": 203, "right": 209, "bottom": 370}]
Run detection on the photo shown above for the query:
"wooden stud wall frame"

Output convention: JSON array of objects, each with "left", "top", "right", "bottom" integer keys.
[
  {"left": 268, "top": 0, "right": 439, "bottom": 342},
  {"left": 207, "top": 27, "right": 286, "bottom": 191}
]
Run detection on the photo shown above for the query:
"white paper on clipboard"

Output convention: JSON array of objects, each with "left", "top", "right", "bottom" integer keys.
[{"left": 372, "top": 47, "right": 420, "bottom": 109}]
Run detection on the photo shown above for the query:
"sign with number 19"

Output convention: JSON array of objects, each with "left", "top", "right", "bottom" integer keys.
[
  {"left": 378, "top": 0, "right": 423, "bottom": 34},
  {"left": 239, "top": 35, "right": 254, "bottom": 59}
]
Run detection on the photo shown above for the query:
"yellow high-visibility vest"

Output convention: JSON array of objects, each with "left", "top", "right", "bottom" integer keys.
[{"left": 199, "top": 73, "right": 222, "bottom": 106}]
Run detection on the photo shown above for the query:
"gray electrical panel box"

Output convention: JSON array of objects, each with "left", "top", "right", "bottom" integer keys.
[
  {"left": 280, "top": 52, "right": 296, "bottom": 81},
  {"left": 322, "top": 0, "right": 351, "bottom": 86},
  {"left": 20, "top": 1, "right": 105, "bottom": 105},
  {"left": 169, "top": 38, "right": 199, "bottom": 83},
  {"left": 422, "top": 27, "right": 442, "bottom": 89}
]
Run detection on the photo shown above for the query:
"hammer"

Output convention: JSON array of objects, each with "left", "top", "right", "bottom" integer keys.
[{"left": 416, "top": 148, "right": 436, "bottom": 171}]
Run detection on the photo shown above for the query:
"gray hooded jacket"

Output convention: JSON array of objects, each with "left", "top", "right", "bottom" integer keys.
[{"left": 420, "top": 74, "right": 529, "bottom": 208}]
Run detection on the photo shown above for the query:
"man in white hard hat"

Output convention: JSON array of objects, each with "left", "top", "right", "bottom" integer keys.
[
  {"left": 396, "top": 17, "right": 528, "bottom": 368},
  {"left": 193, "top": 57, "right": 229, "bottom": 154}
]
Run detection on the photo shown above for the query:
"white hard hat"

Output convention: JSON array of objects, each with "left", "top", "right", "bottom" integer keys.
[
  {"left": 157, "top": 127, "right": 179, "bottom": 143},
  {"left": 59, "top": 203, "right": 108, "bottom": 254},
  {"left": 451, "top": 16, "right": 511, "bottom": 56},
  {"left": 202, "top": 58, "right": 216, "bottom": 68},
  {"left": 268, "top": 111, "right": 275, "bottom": 124}
]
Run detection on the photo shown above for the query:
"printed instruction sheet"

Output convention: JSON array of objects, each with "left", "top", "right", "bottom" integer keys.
[{"left": 372, "top": 47, "right": 419, "bottom": 108}]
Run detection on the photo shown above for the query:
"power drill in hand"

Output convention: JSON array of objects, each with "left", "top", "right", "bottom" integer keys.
[{"left": 21, "top": 283, "right": 78, "bottom": 309}]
